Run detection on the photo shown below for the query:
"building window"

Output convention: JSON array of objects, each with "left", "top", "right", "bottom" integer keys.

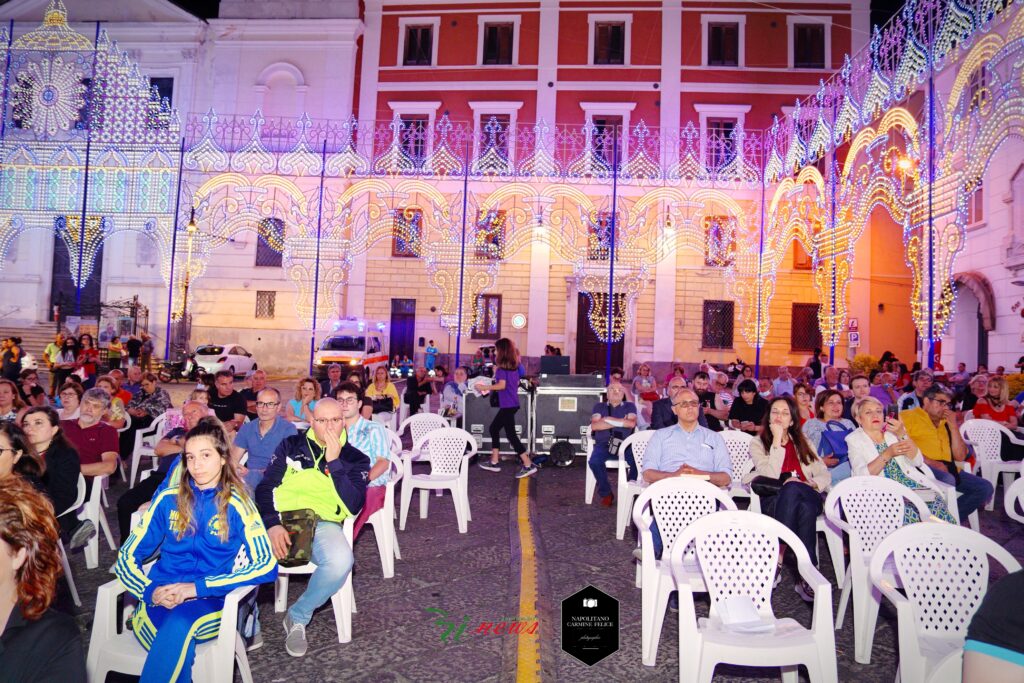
[
  {"left": 473, "top": 294, "right": 502, "bottom": 339},
  {"left": 702, "top": 300, "right": 735, "bottom": 349},
  {"left": 706, "top": 117, "right": 737, "bottom": 170},
  {"left": 393, "top": 207, "right": 422, "bottom": 257},
  {"left": 704, "top": 215, "right": 735, "bottom": 267},
  {"left": 475, "top": 209, "right": 506, "bottom": 260},
  {"left": 400, "top": 115, "right": 429, "bottom": 162},
  {"left": 593, "top": 115, "right": 623, "bottom": 167},
  {"left": 968, "top": 66, "right": 989, "bottom": 114},
  {"left": 968, "top": 182, "right": 984, "bottom": 225},
  {"left": 707, "top": 22, "right": 739, "bottom": 66},
  {"left": 479, "top": 114, "right": 511, "bottom": 159},
  {"left": 593, "top": 22, "right": 626, "bottom": 65},
  {"left": 149, "top": 77, "right": 174, "bottom": 106},
  {"left": 791, "top": 303, "right": 823, "bottom": 352},
  {"left": 255, "top": 218, "right": 284, "bottom": 268},
  {"left": 136, "top": 234, "right": 157, "bottom": 266},
  {"left": 793, "top": 23, "right": 826, "bottom": 69},
  {"left": 255, "top": 291, "right": 276, "bottom": 320},
  {"left": 482, "top": 23, "right": 514, "bottom": 65},
  {"left": 403, "top": 25, "right": 434, "bottom": 66},
  {"left": 793, "top": 241, "right": 813, "bottom": 270},
  {"left": 587, "top": 212, "right": 615, "bottom": 261}
]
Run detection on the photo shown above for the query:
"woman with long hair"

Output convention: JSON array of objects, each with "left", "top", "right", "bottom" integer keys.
[
  {"left": 743, "top": 396, "right": 830, "bottom": 602},
  {"left": 0, "top": 422, "right": 44, "bottom": 483},
  {"left": 285, "top": 377, "right": 320, "bottom": 423},
  {"left": 115, "top": 418, "right": 277, "bottom": 682},
  {"left": 0, "top": 378, "right": 25, "bottom": 424},
  {"left": 0, "top": 477, "right": 86, "bottom": 682},
  {"left": 20, "top": 407, "right": 91, "bottom": 550},
  {"left": 478, "top": 338, "right": 536, "bottom": 478},
  {"left": 363, "top": 365, "right": 399, "bottom": 423},
  {"left": 76, "top": 334, "right": 99, "bottom": 389},
  {"left": 53, "top": 336, "right": 78, "bottom": 390}
]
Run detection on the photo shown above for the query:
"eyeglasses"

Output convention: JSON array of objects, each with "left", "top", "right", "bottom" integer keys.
[
  {"left": 930, "top": 399, "right": 951, "bottom": 407},
  {"left": 336, "top": 396, "right": 360, "bottom": 406},
  {"left": 313, "top": 417, "right": 344, "bottom": 425},
  {"left": 255, "top": 401, "right": 279, "bottom": 408},
  {"left": 0, "top": 448, "right": 17, "bottom": 455},
  {"left": 672, "top": 400, "right": 700, "bottom": 409}
]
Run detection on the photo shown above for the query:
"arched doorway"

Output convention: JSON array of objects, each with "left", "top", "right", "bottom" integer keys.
[{"left": 945, "top": 272, "right": 995, "bottom": 371}]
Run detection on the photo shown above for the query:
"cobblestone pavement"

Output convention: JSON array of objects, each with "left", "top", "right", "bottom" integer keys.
[{"left": 67, "top": 447, "right": 1024, "bottom": 683}]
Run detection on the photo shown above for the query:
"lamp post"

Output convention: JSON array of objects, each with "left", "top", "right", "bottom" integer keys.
[{"left": 176, "top": 207, "right": 198, "bottom": 355}]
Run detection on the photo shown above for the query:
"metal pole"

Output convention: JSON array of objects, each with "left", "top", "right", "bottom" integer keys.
[
  {"left": 606, "top": 125, "right": 619, "bottom": 382},
  {"left": 308, "top": 139, "right": 328, "bottom": 375},
  {"left": 163, "top": 136, "right": 186, "bottom": 359},
  {"left": 926, "top": 61, "right": 936, "bottom": 369},
  {"left": 0, "top": 20, "right": 14, "bottom": 142},
  {"left": 455, "top": 131, "right": 471, "bottom": 366},
  {"left": 74, "top": 21, "right": 102, "bottom": 315},
  {"left": 829, "top": 95, "right": 838, "bottom": 367},
  {"left": 754, "top": 132, "right": 767, "bottom": 378}
]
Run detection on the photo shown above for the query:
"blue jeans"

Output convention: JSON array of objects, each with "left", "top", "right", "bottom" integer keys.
[
  {"left": 287, "top": 520, "right": 354, "bottom": 626},
  {"left": 588, "top": 443, "right": 638, "bottom": 498},
  {"left": 930, "top": 465, "right": 993, "bottom": 522}
]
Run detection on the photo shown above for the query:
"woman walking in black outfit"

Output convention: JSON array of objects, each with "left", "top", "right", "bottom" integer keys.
[{"left": 478, "top": 338, "right": 536, "bottom": 479}]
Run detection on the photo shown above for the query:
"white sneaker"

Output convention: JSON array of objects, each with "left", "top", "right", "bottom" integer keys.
[
  {"left": 283, "top": 615, "right": 307, "bottom": 657},
  {"left": 246, "top": 631, "right": 264, "bottom": 652}
]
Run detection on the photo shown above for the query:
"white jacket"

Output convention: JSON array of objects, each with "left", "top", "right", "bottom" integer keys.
[{"left": 845, "top": 427, "right": 922, "bottom": 478}]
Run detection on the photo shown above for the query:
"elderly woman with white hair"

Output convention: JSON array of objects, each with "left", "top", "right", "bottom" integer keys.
[{"left": 845, "top": 396, "right": 955, "bottom": 524}]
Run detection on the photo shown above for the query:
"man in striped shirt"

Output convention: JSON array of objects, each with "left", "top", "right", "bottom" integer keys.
[{"left": 338, "top": 382, "right": 398, "bottom": 539}]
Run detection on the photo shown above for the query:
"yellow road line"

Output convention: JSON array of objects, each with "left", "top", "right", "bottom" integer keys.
[{"left": 515, "top": 477, "right": 541, "bottom": 682}]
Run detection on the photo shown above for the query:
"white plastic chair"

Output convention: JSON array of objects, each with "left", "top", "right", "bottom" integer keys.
[
  {"left": 670, "top": 510, "right": 838, "bottom": 683},
  {"left": 960, "top": 419, "right": 1023, "bottom": 511},
  {"left": 632, "top": 477, "right": 737, "bottom": 666},
  {"left": 399, "top": 427, "right": 477, "bottom": 534},
  {"left": 397, "top": 413, "right": 449, "bottom": 456},
  {"left": 584, "top": 427, "right": 625, "bottom": 504},
  {"left": 823, "top": 476, "right": 932, "bottom": 664},
  {"left": 82, "top": 474, "right": 117, "bottom": 570},
  {"left": 88, "top": 548, "right": 255, "bottom": 683},
  {"left": 274, "top": 517, "right": 356, "bottom": 644},
  {"left": 129, "top": 412, "right": 167, "bottom": 487},
  {"left": 719, "top": 430, "right": 756, "bottom": 509},
  {"left": 56, "top": 474, "right": 87, "bottom": 607},
  {"left": 870, "top": 522, "right": 1021, "bottom": 683},
  {"left": 1004, "top": 460, "right": 1024, "bottom": 523},
  {"left": 903, "top": 458, "right": 980, "bottom": 532},
  {"left": 115, "top": 412, "right": 132, "bottom": 482},
  {"left": 614, "top": 430, "right": 655, "bottom": 539},
  {"left": 364, "top": 460, "right": 403, "bottom": 578}
]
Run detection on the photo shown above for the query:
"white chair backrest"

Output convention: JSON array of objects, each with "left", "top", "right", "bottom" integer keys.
[
  {"left": 117, "top": 412, "right": 132, "bottom": 433},
  {"left": 635, "top": 477, "right": 737, "bottom": 560},
  {"left": 413, "top": 427, "right": 477, "bottom": 475},
  {"left": 620, "top": 430, "right": 655, "bottom": 471},
  {"left": 674, "top": 510, "right": 810, "bottom": 619},
  {"left": 720, "top": 430, "right": 754, "bottom": 477},
  {"left": 961, "top": 419, "right": 1006, "bottom": 465},
  {"left": 59, "top": 474, "right": 88, "bottom": 517},
  {"left": 1005, "top": 462, "right": 1024, "bottom": 523},
  {"left": 400, "top": 413, "right": 449, "bottom": 445},
  {"left": 147, "top": 412, "right": 168, "bottom": 438},
  {"left": 386, "top": 430, "right": 403, "bottom": 457},
  {"left": 870, "top": 523, "right": 1021, "bottom": 638},
  {"left": 824, "top": 476, "right": 931, "bottom": 557}
]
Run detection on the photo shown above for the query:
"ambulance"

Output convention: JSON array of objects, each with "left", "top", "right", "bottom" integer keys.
[{"left": 312, "top": 319, "right": 389, "bottom": 381}]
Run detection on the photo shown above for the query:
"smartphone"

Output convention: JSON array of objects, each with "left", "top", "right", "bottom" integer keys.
[{"left": 884, "top": 404, "right": 899, "bottom": 421}]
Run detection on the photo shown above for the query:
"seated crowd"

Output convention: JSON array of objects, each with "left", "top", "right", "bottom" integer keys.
[{"left": 0, "top": 341, "right": 1021, "bottom": 681}]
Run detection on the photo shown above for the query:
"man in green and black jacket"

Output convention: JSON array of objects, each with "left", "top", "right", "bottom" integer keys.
[{"left": 255, "top": 394, "right": 370, "bottom": 657}]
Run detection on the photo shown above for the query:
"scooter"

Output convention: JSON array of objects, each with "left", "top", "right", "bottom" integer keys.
[{"left": 158, "top": 352, "right": 200, "bottom": 384}]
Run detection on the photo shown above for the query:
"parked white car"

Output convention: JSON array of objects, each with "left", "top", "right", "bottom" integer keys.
[{"left": 194, "top": 344, "right": 257, "bottom": 377}]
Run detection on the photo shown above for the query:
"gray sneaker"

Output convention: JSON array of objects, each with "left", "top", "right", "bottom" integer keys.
[
  {"left": 67, "top": 520, "right": 96, "bottom": 552},
  {"left": 283, "top": 615, "right": 307, "bottom": 657},
  {"left": 515, "top": 464, "right": 538, "bottom": 479},
  {"left": 246, "top": 631, "right": 264, "bottom": 652},
  {"left": 478, "top": 459, "right": 501, "bottom": 472}
]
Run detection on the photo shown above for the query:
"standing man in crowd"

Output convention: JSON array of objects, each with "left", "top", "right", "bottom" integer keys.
[
  {"left": 44, "top": 332, "right": 63, "bottom": 398},
  {"left": 425, "top": 340, "right": 439, "bottom": 372},
  {"left": 125, "top": 334, "right": 142, "bottom": 368},
  {"left": 256, "top": 398, "right": 370, "bottom": 658},
  {"left": 139, "top": 333, "right": 154, "bottom": 372}
]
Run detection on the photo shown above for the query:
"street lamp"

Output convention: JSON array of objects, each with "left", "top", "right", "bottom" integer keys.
[{"left": 181, "top": 207, "right": 198, "bottom": 320}]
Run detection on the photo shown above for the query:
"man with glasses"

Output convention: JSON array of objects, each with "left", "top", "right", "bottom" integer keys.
[
  {"left": 61, "top": 388, "right": 119, "bottom": 493},
  {"left": 256, "top": 397, "right": 370, "bottom": 658},
  {"left": 902, "top": 385, "right": 993, "bottom": 522},
  {"left": 641, "top": 388, "right": 732, "bottom": 558},
  {"left": 232, "top": 387, "right": 297, "bottom": 491},
  {"left": 651, "top": 377, "right": 707, "bottom": 430},
  {"left": 898, "top": 369, "right": 934, "bottom": 412}
]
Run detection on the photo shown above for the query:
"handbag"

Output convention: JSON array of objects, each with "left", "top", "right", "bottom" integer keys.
[
  {"left": 608, "top": 436, "right": 623, "bottom": 457},
  {"left": 371, "top": 396, "right": 394, "bottom": 414},
  {"left": 749, "top": 472, "right": 792, "bottom": 498},
  {"left": 819, "top": 420, "right": 852, "bottom": 465},
  {"left": 278, "top": 508, "right": 318, "bottom": 568}
]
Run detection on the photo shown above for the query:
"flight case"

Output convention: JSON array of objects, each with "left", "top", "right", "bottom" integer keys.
[
  {"left": 461, "top": 387, "right": 533, "bottom": 456},
  {"left": 530, "top": 374, "right": 606, "bottom": 458}
]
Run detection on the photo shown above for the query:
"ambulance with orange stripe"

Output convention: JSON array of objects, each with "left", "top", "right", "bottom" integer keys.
[{"left": 312, "top": 318, "right": 389, "bottom": 382}]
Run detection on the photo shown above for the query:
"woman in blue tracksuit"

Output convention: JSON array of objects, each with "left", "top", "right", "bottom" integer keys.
[{"left": 115, "top": 418, "right": 278, "bottom": 682}]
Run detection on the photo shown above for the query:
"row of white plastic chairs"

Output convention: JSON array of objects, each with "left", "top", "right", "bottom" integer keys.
[{"left": 630, "top": 475, "right": 1022, "bottom": 683}]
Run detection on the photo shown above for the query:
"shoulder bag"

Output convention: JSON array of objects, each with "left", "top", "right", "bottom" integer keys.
[
  {"left": 819, "top": 420, "right": 853, "bottom": 465},
  {"left": 278, "top": 508, "right": 318, "bottom": 568}
]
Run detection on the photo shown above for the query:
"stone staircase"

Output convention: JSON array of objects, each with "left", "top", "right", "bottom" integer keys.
[{"left": 0, "top": 321, "right": 60, "bottom": 362}]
